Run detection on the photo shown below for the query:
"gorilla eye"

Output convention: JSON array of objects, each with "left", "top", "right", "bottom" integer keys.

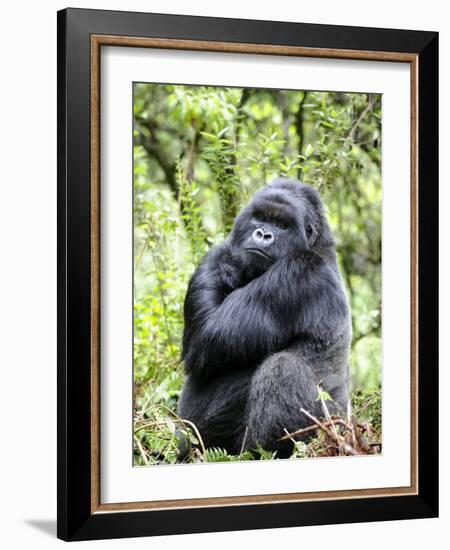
[
  {"left": 276, "top": 220, "right": 288, "bottom": 230},
  {"left": 306, "top": 224, "right": 313, "bottom": 239}
]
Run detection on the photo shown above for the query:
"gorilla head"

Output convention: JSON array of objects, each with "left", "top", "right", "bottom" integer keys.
[{"left": 230, "top": 178, "right": 335, "bottom": 279}]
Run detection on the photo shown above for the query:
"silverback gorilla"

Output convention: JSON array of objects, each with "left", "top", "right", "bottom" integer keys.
[{"left": 178, "top": 178, "right": 351, "bottom": 457}]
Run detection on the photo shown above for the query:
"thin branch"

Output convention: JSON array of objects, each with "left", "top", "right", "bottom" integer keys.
[
  {"left": 282, "top": 427, "right": 298, "bottom": 446},
  {"left": 134, "top": 421, "right": 171, "bottom": 434},
  {"left": 294, "top": 92, "right": 307, "bottom": 179},
  {"left": 300, "top": 408, "right": 359, "bottom": 456},
  {"left": 135, "top": 117, "right": 178, "bottom": 196},
  {"left": 134, "top": 435, "right": 149, "bottom": 465},
  {"left": 184, "top": 129, "right": 201, "bottom": 182},
  {"left": 317, "top": 385, "right": 340, "bottom": 453},
  {"left": 346, "top": 94, "right": 375, "bottom": 144},
  {"left": 239, "top": 426, "right": 249, "bottom": 457},
  {"left": 134, "top": 234, "right": 150, "bottom": 271},
  {"left": 279, "top": 417, "right": 350, "bottom": 441},
  {"left": 348, "top": 401, "right": 357, "bottom": 449}
]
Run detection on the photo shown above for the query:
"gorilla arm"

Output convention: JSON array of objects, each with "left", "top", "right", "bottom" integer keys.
[{"left": 182, "top": 246, "right": 349, "bottom": 382}]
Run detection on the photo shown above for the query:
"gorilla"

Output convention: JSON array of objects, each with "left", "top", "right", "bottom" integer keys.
[{"left": 178, "top": 178, "right": 351, "bottom": 457}]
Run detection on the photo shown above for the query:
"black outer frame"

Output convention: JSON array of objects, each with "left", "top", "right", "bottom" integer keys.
[{"left": 57, "top": 7, "right": 439, "bottom": 542}]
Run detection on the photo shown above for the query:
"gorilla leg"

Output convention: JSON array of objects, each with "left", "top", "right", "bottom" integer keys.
[
  {"left": 244, "top": 352, "right": 326, "bottom": 457},
  {"left": 178, "top": 370, "right": 252, "bottom": 454}
]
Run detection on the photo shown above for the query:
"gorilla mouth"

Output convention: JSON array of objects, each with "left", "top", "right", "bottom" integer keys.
[{"left": 244, "top": 247, "right": 274, "bottom": 261}]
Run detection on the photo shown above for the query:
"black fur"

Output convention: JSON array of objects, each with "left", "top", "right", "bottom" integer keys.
[{"left": 178, "top": 178, "right": 351, "bottom": 457}]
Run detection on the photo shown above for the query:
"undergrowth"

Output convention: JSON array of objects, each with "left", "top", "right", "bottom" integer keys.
[{"left": 133, "top": 388, "right": 382, "bottom": 465}]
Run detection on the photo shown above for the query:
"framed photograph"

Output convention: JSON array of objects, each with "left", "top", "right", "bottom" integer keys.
[{"left": 57, "top": 8, "right": 438, "bottom": 541}]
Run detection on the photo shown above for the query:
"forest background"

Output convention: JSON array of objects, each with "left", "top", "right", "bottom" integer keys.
[{"left": 133, "top": 84, "right": 382, "bottom": 465}]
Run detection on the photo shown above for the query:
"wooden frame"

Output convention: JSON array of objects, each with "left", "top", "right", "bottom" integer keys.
[{"left": 58, "top": 8, "right": 438, "bottom": 541}]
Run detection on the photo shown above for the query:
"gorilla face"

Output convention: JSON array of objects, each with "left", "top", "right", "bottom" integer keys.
[{"left": 230, "top": 179, "right": 330, "bottom": 275}]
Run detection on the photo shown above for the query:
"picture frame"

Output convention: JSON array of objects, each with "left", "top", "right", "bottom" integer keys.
[{"left": 57, "top": 7, "right": 439, "bottom": 541}]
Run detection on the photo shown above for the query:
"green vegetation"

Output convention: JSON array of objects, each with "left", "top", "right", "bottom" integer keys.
[{"left": 133, "top": 84, "right": 382, "bottom": 465}]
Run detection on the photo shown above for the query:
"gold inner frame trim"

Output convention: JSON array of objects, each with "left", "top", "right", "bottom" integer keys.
[{"left": 90, "top": 34, "right": 419, "bottom": 514}]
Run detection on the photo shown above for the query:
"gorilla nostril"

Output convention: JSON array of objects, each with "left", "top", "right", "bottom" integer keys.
[
  {"left": 263, "top": 232, "right": 274, "bottom": 243},
  {"left": 253, "top": 228, "right": 264, "bottom": 242}
]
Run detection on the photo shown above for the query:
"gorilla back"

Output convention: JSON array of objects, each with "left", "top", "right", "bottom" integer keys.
[{"left": 178, "top": 178, "right": 351, "bottom": 457}]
